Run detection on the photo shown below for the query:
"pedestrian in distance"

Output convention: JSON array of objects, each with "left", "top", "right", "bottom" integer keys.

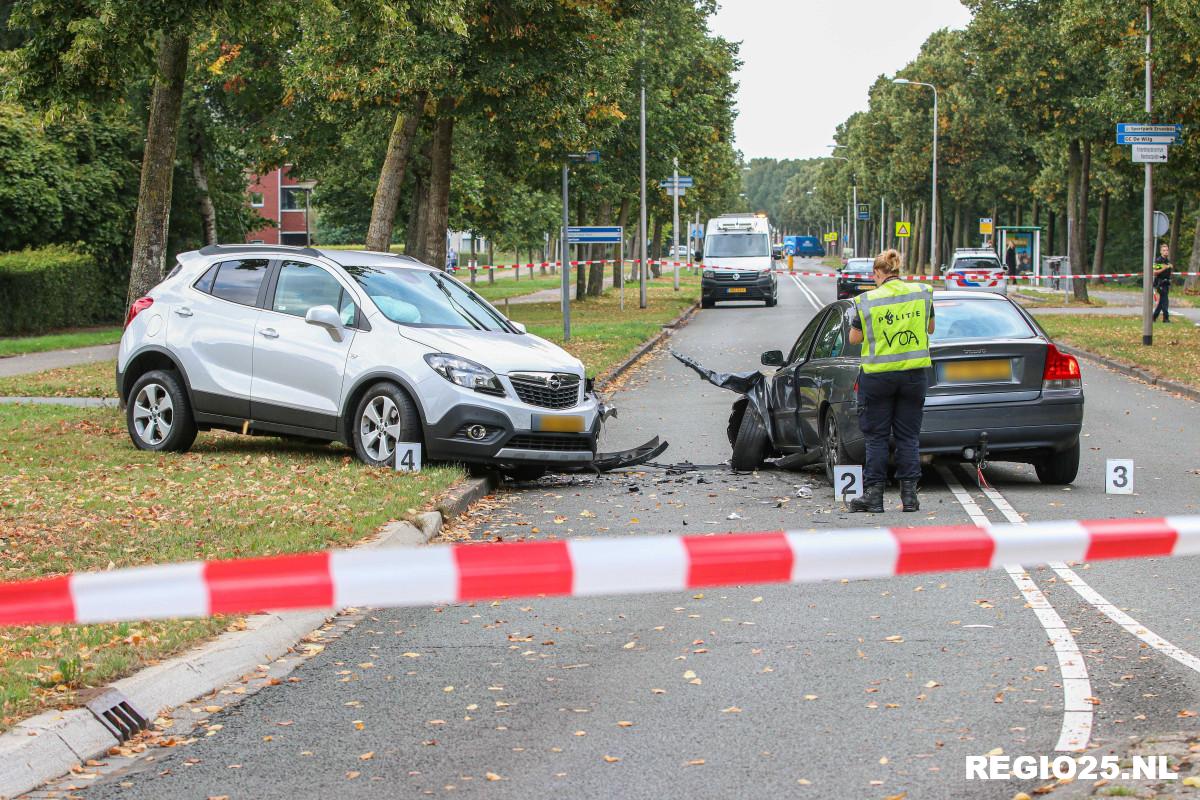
[
  {"left": 1153, "top": 242, "right": 1172, "bottom": 323},
  {"left": 1005, "top": 243, "right": 1017, "bottom": 277},
  {"left": 846, "top": 249, "right": 935, "bottom": 513}
]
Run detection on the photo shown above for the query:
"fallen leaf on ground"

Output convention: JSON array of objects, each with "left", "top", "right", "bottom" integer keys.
[
  {"left": 721, "top": 706, "right": 741, "bottom": 713},
  {"left": 603, "top": 755, "right": 620, "bottom": 763},
  {"left": 486, "top": 772, "right": 503, "bottom": 781},
  {"left": 686, "top": 759, "right": 705, "bottom": 766}
]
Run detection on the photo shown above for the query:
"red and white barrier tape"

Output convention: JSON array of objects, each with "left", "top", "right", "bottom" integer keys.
[
  {"left": 447, "top": 263, "right": 1198, "bottom": 280},
  {"left": 2, "top": 516, "right": 1197, "bottom": 627}
]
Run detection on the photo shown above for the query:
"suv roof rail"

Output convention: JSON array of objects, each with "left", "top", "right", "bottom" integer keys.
[{"left": 198, "top": 243, "right": 323, "bottom": 258}]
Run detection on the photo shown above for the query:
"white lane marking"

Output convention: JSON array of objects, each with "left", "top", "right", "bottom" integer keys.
[
  {"left": 936, "top": 464, "right": 1093, "bottom": 752},
  {"left": 788, "top": 272, "right": 824, "bottom": 311},
  {"left": 975, "top": 482, "right": 1200, "bottom": 676}
]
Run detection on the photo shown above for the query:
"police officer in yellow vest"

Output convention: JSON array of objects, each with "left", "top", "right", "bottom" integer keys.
[{"left": 846, "top": 249, "right": 935, "bottom": 513}]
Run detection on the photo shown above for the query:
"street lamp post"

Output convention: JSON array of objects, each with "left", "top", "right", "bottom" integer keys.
[{"left": 894, "top": 78, "right": 939, "bottom": 273}]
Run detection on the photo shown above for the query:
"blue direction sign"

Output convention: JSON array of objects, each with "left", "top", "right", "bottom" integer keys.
[
  {"left": 659, "top": 176, "right": 694, "bottom": 187},
  {"left": 856, "top": 203, "right": 870, "bottom": 221},
  {"left": 1117, "top": 134, "right": 1176, "bottom": 144},
  {"left": 1117, "top": 123, "right": 1182, "bottom": 134},
  {"left": 568, "top": 226, "right": 622, "bottom": 244}
]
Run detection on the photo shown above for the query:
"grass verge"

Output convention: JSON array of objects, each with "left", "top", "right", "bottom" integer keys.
[
  {"left": 1034, "top": 313, "right": 1200, "bottom": 390},
  {"left": 0, "top": 359, "right": 117, "bottom": 398},
  {"left": 0, "top": 327, "right": 123, "bottom": 358},
  {"left": 1014, "top": 291, "right": 1107, "bottom": 308},
  {"left": 0, "top": 402, "right": 462, "bottom": 730},
  {"left": 469, "top": 273, "right": 564, "bottom": 302}
]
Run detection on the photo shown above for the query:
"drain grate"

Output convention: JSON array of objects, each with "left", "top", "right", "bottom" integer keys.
[{"left": 80, "top": 688, "right": 149, "bottom": 742}]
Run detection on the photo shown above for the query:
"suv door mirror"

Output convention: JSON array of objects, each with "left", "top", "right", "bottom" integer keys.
[
  {"left": 305, "top": 304, "right": 344, "bottom": 342},
  {"left": 760, "top": 349, "right": 785, "bottom": 367},
  {"left": 511, "top": 321, "right": 527, "bottom": 334}
]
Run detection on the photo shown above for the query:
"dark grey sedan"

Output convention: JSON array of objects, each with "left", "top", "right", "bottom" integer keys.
[{"left": 721, "top": 291, "right": 1085, "bottom": 484}]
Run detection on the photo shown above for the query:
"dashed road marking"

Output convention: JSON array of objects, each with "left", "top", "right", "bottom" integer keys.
[{"left": 936, "top": 464, "right": 1093, "bottom": 752}]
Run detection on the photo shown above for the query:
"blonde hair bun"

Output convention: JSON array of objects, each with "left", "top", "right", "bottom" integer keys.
[{"left": 874, "top": 249, "right": 902, "bottom": 276}]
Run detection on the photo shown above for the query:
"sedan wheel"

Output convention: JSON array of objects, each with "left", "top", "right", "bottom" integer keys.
[
  {"left": 133, "top": 383, "right": 173, "bottom": 446},
  {"left": 822, "top": 410, "right": 851, "bottom": 486}
]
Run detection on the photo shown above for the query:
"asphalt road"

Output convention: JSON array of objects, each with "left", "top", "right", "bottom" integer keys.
[{"left": 59, "top": 259, "right": 1200, "bottom": 800}]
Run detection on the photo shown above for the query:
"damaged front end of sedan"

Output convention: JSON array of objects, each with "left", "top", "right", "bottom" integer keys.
[{"left": 672, "top": 350, "right": 818, "bottom": 472}]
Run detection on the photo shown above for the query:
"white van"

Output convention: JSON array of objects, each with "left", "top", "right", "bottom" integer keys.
[{"left": 700, "top": 213, "right": 778, "bottom": 308}]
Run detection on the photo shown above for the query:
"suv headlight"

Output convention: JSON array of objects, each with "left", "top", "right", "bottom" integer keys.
[
  {"left": 702, "top": 269, "right": 714, "bottom": 278},
  {"left": 424, "top": 353, "right": 505, "bottom": 396}
]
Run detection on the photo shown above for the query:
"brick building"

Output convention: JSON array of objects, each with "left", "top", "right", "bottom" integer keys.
[{"left": 245, "top": 166, "right": 316, "bottom": 246}]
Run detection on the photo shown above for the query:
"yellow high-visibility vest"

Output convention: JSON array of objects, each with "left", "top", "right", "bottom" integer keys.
[{"left": 854, "top": 279, "right": 933, "bottom": 373}]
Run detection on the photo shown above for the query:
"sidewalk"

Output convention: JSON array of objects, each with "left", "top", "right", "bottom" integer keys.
[{"left": 0, "top": 343, "right": 117, "bottom": 378}]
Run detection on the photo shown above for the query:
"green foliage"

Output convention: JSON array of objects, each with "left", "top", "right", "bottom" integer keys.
[{"left": 0, "top": 246, "right": 125, "bottom": 335}]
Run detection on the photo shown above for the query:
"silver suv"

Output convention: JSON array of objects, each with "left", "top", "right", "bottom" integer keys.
[{"left": 118, "top": 244, "right": 606, "bottom": 478}]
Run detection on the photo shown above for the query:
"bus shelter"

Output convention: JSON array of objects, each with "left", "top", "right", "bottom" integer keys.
[{"left": 996, "top": 225, "right": 1042, "bottom": 279}]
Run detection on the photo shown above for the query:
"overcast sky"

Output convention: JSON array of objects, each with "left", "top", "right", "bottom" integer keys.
[{"left": 709, "top": 0, "right": 974, "bottom": 161}]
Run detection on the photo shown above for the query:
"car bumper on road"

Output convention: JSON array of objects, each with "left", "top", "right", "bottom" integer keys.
[
  {"left": 843, "top": 396, "right": 1084, "bottom": 462},
  {"left": 701, "top": 277, "right": 776, "bottom": 302}
]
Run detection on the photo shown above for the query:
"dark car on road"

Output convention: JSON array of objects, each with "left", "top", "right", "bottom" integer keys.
[
  {"left": 836, "top": 257, "right": 876, "bottom": 299},
  {"left": 718, "top": 291, "right": 1084, "bottom": 484}
]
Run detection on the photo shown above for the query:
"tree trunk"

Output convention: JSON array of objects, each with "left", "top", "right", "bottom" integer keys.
[
  {"left": 615, "top": 197, "right": 631, "bottom": 286},
  {"left": 420, "top": 114, "right": 454, "bottom": 270},
  {"left": 1047, "top": 210, "right": 1056, "bottom": 256},
  {"left": 487, "top": 240, "right": 495, "bottom": 284},
  {"left": 587, "top": 200, "right": 610, "bottom": 297},
  {"left": 574, "top": 193, "right": 587, "bottom": 300},
  {"left": 127, "top": 32, "right": 189, "bottom": 305},
  {"left": 650, "top": 216, "right": 663, "bottom": 277},
  {"left": 1067, "top": 139, "right": 1089, "bottom": 302},
  {"left": 1169, "top": 195, "right": 1184, "bottom": 266},
  {"left": 1186, "top": 209, "right": 1200, "bottom": 292},
  {"left": 365, "top": 92, "right": 426, "bottom": 252},
  {"left": 951, "top": 203, "right": 962, "bottom": 255},
  {"left": 1092, "top": 192, "right": 1109, "bottom": 275},
  {"left": 406, "top": 175, "right": 427, "bottom": 261},
  {"left": 190, "top": 132, "right": 218, "bottom": 246}
]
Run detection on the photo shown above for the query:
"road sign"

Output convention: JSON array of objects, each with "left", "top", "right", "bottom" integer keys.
[
  {"left": 823, "top": 232, "right": 838, "bottom": 243},
  {"left": 1133, "top": 144, "right": 1169, "bottom": 163},
  {"left": 856, "top": 203, "right": 869, "bottom": 221},
  {"left": 665, "top": 187, "right": 687, "bottom": 197},
  {"left": 1117, "top": 123, "right": 1181, "bottom": 134},
  {"left": 979, "top": 217, "right": 994, "bottom": 235},
  {"left": 568, "top": 226, "right": 623, "bottom": 244},
  {"left": 1117, "top": 134, "right": 1176, "bottom": 144},
  {"left": 568, "top": 150, "right": 602, "bottom": 163},
  {"left": 659, "top": 176, "right": 694, "bottom": 187},
  {"left": 1153, "top": 211, "right": 1170, "bottom": 237},
  {"left": 895, "top": 221, "right": 911, "bottom": 238}
]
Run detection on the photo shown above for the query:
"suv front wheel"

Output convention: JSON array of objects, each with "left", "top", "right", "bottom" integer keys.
[
  {"left": 352, "top": 382, "right": 422, "bottom": 467},
  {"left": 126, "top": 369, "right": 197, "bottom": 453}
]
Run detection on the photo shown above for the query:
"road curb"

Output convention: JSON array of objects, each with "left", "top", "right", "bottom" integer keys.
[
  {"left": 596, "top": 300, "right": 701, "bottom": 389},
  {"left": 0, "top": 474, "right": 498, "bottom": 800},
  {"left": 1057, "top": 342, "right": 1200, "bottom": 403}
]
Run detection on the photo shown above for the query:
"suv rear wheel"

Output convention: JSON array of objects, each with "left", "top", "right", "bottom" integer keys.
[
  {"left": 352, "top": 382, "right": 422, "bottom": 467},
  {"left": 126, "top": 369, "right": 197, "bottom": 453}
]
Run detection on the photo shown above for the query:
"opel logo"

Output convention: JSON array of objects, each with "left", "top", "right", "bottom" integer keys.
[{"left": 548, "top": 375, "right": 563, "bottom": 389}]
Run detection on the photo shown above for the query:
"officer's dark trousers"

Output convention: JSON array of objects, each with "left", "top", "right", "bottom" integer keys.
[
  {"left": 1153, "top": 283, "right": 1170, "bottom": 322},
  {"left": 856, "top": 369, "right": 927, "bottom": 485}
]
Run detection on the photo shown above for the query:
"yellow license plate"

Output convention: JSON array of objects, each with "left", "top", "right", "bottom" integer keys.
[
  {"left": 944, "top": 359, "right": 1011, "bottom": 382},
  {"left": 533, "top": 414, "right": 585, "bottom": 433},
  {"left": 727, "top": 287, "right": 747, "bottom": 294}
]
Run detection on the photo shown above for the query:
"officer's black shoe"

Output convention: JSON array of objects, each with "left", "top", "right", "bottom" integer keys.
[
  {"left": 900, "top": 480, "right": 920, "bottom": 512},
  {"left": 848, "top": 483, "right": 885, "bottom": 513}
]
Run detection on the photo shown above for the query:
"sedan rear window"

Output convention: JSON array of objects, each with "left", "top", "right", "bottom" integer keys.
[{"left": 932, "top": 298, "right": 1035, "bottom": 342}]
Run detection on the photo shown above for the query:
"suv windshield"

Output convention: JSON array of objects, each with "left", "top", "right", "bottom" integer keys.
[
  {"left": 705, "top": 233, "right": 770, "bottom": 258},
  {"left": 932, "top": 298, "right": 1035, "bottom": 342},
  {"left": 344, "top": 265, "right": 513, "bottom": 332}
]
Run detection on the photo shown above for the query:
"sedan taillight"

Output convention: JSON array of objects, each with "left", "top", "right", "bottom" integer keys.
[
  {"left": 1042, "top": 344, "right": 1081, "bottom": 390},
  {"left": 125, "top": 296, "right": 153, "bottom": 328}
]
